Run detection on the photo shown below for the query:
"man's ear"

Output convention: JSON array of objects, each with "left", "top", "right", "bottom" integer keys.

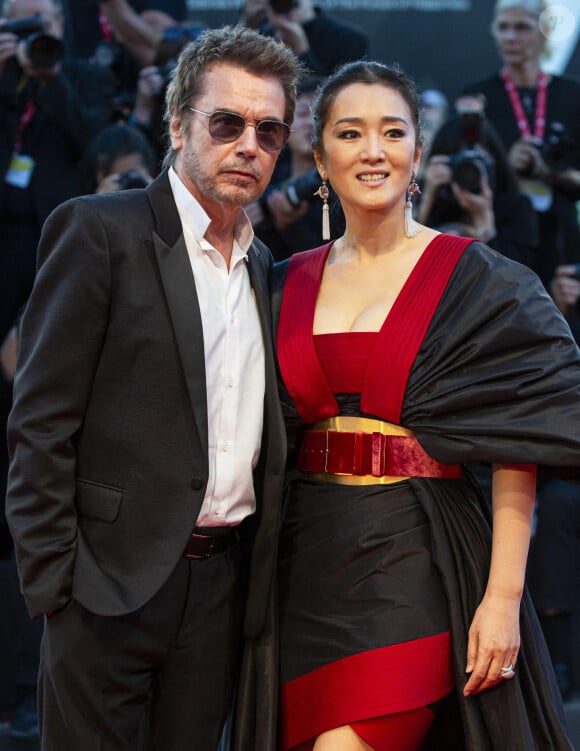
[{"left": 169, "top": 113, "right": 184, "bottom": 151}]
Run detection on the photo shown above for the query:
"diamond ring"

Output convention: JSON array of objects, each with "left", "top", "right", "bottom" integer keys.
[{"left": 500, "top": 664, "right": 515, "bottom": 678}]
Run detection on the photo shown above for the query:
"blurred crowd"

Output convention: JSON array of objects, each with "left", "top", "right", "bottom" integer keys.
[{"left": 0, "top": 0, "right": 579, "bottom": 742}]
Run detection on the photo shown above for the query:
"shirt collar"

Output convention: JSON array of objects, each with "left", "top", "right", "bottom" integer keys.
[{"left": 168, "top": 167, "right": 255, "bottom": 261}]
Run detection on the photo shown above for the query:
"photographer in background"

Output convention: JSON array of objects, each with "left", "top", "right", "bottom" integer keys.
[
  {"left": 417, "top": 101, "right": 538, "bottom": 266},
  {"left": 0, "top": 0, "right": 114, "bottom": 344},
  {"left": 62, "top": 0, "right": 186, "bottom": 67},
  {"left": 461, "top": 0, "right": 580, "bottom": 290},
  {"left": 61, "top": 0, "right": 186, "bottom": 119},
  {"left": 79, "top": 121, "right": 155, "bottom": 194},
  {"left": 0, "top": 2, "right": 112, "bottom": 738},
  {"left": 129, "top": 22, "right": 207, "bottom": 167},
  {"left": 242, "top": 0, "right": 368, "bottom": 77},
  {"left": 462, "top": 5, "right": 580, "bottom": 702}
]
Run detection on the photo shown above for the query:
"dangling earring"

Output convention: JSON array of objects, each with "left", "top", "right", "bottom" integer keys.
[
  {"left": 405, "top": 177, "right": 422, "bottom": 238},
  {"left": 314, "top": 177, "right": 330, "bottom": 241}
]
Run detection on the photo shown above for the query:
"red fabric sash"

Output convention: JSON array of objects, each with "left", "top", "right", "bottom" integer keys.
[
  {"left": 280, "top": 631, "right": 453, "bottom": 750},
  {"left": 277, "top": 242, "right": 337, "bottom": 424},
  {"left": 277, "top": 235, "right": 473, "bottom": 425}
]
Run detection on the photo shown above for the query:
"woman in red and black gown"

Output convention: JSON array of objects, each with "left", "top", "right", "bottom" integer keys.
[{"left": 234, "top": 61, "right": 580, "bottom": 751}]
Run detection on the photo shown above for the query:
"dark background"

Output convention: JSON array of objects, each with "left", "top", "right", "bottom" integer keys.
[
  {"left": 1, "top": 3, "right": 579, "bottom": 749},
  {"left": 186, "top": 1, "right": 580, "bottom": 101}
]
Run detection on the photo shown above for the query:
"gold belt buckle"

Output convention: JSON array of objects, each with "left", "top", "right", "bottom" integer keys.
[{"left": 311, "top": 416, "right": 412, "bottom": 486}]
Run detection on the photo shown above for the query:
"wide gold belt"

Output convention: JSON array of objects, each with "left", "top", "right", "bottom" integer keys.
[{"left": 297, "top": 415, "right": 462, "bottom": 486}]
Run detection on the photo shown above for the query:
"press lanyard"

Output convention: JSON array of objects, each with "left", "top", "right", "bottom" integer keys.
[
  {"left": 501, "top": 68, "right": 548, "bottom": 141},
  {"left": 14, "top": 100, "right": 36, "bottom": 154},
  {"left": 98, "top": 10, "right": 113, "bottom": 42}
]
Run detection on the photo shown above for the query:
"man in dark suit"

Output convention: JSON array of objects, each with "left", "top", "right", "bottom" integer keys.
[{"left": 6, "top": 25, "right": 300, "bottom": 750}]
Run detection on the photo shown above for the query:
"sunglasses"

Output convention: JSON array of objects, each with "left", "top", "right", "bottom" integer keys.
[{"left": 184, "top": 107, "right": 290, "bottom": 152}]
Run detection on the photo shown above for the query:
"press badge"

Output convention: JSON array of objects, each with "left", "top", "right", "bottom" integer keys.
[
  {"left": 5, "top": 153, "right": 35, "bottom": 189},
  {"left": 519, "top": 178, "right": 553, "bottom": 212}
]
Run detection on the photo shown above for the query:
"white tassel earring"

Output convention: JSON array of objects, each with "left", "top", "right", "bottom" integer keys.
[
  {"left": 314, "top": 178, "right": 330, "bottom": 241},
  {"left": 404, "top": 178, "right": 422, "bottom": 238}
]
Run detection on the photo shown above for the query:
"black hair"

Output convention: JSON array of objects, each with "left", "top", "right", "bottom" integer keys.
[
  {"left": 312, "top": 60, "right": 423, "bottom": 152},
  {"left": 79, "top": 123, "right": 156, "bottom": 194}
]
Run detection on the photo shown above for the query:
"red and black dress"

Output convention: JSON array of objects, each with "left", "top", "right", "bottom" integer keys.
[{"left": 270, "top": 234, "right": 580, "bottom": 750}]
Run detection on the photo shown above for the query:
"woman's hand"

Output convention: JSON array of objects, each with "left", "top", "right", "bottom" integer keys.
[
  {"left": 452, "top": 173, "right": 496, "bottom": 242},
  {"left": 463, "top": 592, "right": 520, "bottom": 696},
  {"left": 462, "top": 464, "right": 536, "bottom": 697}
]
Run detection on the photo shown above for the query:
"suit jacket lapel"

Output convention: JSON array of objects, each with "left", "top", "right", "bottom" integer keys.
[
  {"left": 148, "top": 172, "right": 209, "bottom": 459},
  {"left": 247, "top": 240, "right": 286, "bottom": 472},
  {"left": 246, "top": 243, "right": 270, "bottom": 348}
]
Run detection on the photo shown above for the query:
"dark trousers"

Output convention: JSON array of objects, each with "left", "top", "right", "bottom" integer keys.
[{"left": 38, "top": 547, "right": 245, "bottom": 751}]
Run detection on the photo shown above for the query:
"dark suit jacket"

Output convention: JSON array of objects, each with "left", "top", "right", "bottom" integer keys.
[{"left": 6, "top": 171, "right": 286, "bottom": 639}]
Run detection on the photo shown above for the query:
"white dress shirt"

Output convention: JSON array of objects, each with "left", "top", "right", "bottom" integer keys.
[{"left": 168, "top": 168, "right": 265, "bottom": 527}]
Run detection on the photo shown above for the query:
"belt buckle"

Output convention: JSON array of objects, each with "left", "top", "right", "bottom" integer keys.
[
  {"left": 190, "top": 533, "right": 215, "bottom": 560},
  {"left": 324, "top": 429, "right": 363, "bottom": 475}
]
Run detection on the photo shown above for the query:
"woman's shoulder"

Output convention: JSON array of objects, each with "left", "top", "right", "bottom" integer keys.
[
  {"left": 272, "top": 243, "right": 332, "bottom": 281},
  {"left": 449, "top": 238, "right": 546, "bottom": 297},
  {"left": 420, "top": 233, "right": 543, "bottom": 299}
]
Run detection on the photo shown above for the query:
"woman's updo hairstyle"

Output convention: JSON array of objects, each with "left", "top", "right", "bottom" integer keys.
[{"left": 311, "top": 61, "right": 423, "bottom": 152}]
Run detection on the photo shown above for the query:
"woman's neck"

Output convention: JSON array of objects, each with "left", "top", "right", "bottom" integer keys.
[
  {"left": 504, "top": 60, "right": 542, "bottom": 87},
  {"left": 336, "top": 211, "right": 409, "bottom": 260}
]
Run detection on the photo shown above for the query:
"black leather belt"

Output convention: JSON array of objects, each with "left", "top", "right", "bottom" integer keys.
[{"left": 183, "top": 528, "right": 239, "bottom": 560}]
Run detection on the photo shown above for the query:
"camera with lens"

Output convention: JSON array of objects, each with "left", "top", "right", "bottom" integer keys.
[
  {"left": 117, "top": 170, "right": 149, "bottom": 191},
  {"left": 2, "top": 13, "right": 64, "bottom": 69},
  {"left": 541, "top": 121, "right": 574, "bottom": 165},
  {"left": 448, "top": 149, "right": 495, "bottom": 194},
  {"left": 282, "top": 167, "right": 324, "bottom": 208}
]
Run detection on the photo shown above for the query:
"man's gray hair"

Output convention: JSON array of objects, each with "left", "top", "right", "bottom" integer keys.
[{"left": 162, "top": 24, "right": 302, "bottom": 169}]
